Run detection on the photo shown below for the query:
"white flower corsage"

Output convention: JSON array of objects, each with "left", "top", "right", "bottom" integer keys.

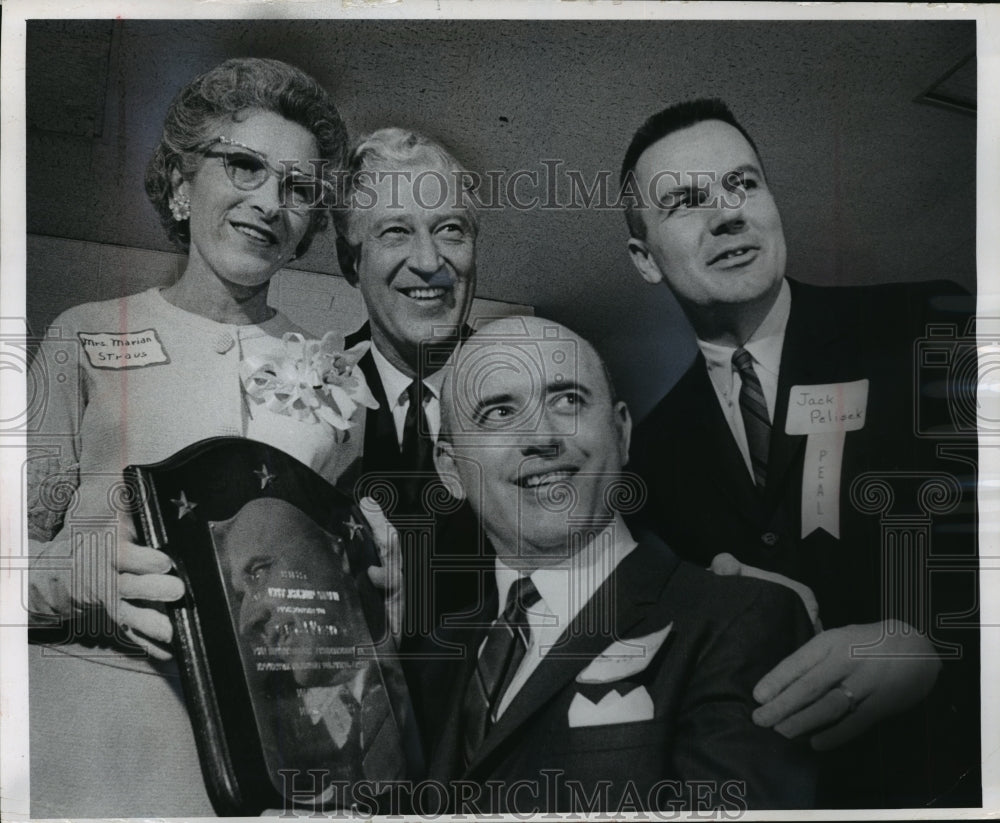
[{"left": 241, "top": 332, "right": 379, "bottom": 430}]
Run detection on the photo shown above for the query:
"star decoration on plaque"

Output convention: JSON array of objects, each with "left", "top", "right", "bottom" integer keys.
[
  {"left": 344, "top": 515, "right": 364, "bottom": 541},
  {"left": 172, "top": 490, "right": 198, "bottom": 519},
  {"left": 254, "top": 464, "right": 277, "bottom": 489}
]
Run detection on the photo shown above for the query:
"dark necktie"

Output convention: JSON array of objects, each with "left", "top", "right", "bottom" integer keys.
[
  {"left": 399, "top": 379, "right": 434, "bottom": 510},
  {"left": 462, "top": 576, "right": 541, "bottom": 764},
  {"left": 732, "top": 347, "right": 771, "bottom": 489}
]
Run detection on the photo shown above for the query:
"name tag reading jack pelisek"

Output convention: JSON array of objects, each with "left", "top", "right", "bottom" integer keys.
[{"left": 785, "top": 379, "right": 869, "bottom": 539}]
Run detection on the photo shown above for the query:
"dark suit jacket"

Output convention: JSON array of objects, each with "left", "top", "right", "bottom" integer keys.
[
  {"left": 422, "top": 536, "right": 818, "bottom": 813},
  {"left": 629, "top": 278, "right": 979, "bottom": 807},
  {"left": 344, "top": 322, "right": 492, "bottom": 615},
  {"left": 345, "top": 321, "right": 439, "bottom": 498},
  {"left": 344, "top": 324, "right": 495, "bottom": 751}
]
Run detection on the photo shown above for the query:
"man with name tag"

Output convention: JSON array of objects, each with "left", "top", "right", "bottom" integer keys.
[
  {"left": 424, "top": 316, "right": 817, "bottom": 812},
  {"left": 621, "top": 98, "right": 978, "bottom": 807}
]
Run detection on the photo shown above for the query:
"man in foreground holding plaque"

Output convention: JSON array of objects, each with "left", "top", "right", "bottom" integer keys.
[
  {"left": 620, "top": 98, "right": 979, "bottom": 806},
  {"left": 424, "top": 315, "right": 817, "bottom": 812}
]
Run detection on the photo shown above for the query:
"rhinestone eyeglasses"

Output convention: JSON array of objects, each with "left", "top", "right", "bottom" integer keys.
[{"left": 194, "top": 136, "right": 333, "bottom": 210}]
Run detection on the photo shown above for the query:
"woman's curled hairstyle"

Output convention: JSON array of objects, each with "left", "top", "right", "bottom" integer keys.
[{"left": 145, "top": 57, "right": 347, "bottom": 258}]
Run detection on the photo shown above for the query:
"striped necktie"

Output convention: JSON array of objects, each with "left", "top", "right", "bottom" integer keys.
[
  {"left": 462, "top": 576, "right": 541, "bottom": 764},
  {"left": 732, "top": 347, "right": 771, "bottom": 489}
]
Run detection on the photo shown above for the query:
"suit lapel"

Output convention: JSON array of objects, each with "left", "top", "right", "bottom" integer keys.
[
  {"left": 349, "top": 338, "right": 403, "bottom": 476},
  {"left": 676, "top": 358, "right": 762, "bottom": 526},
  {"left": 464, "top": 540, "right": 681, "bottom": 775},
  {"left": 426, "top": 591, "right": 498, "bottom": 780},
  {"left": 346, "top": 322, "right": 475, "bottom": 479}
]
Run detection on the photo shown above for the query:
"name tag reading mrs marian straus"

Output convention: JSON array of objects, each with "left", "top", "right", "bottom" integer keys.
[
  {"left": 78, "top": 329, "right": 169, "bottom": 369},
  {"left": 785, "top": 379, "right": 869, "bottom": 539}
]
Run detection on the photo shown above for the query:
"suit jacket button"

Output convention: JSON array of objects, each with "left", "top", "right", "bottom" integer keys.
[{"left": 760, "top": 531, "right": 779, "bottom": 547}]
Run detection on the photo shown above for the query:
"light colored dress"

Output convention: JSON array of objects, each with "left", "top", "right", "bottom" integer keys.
[{"left": 27, "top": 287, "right": 364, "bottom": 817}]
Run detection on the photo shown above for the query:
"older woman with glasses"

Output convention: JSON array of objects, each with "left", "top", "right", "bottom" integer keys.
[{"left": 26, "top": 58, "right": 375, "bottom": 817}]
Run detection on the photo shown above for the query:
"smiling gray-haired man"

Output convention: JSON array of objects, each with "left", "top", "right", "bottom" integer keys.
[
  {"left": 334, "top": 128, "right": 478, "bottom": 515},
  {"left": 331, "top": 130, "right": 488, "bottom": 741}
]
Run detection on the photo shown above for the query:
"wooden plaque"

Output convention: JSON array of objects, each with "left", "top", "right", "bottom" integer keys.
[{"left": 125, "top": 437, "right": 422, "bottom": 815}]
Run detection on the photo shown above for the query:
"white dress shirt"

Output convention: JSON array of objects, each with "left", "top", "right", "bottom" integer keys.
[
  {"left": 490, "top": 514, "right": 638, "bottom": 718},
  {"left": 370, "top": 343, "right": 442, "bottom": 446},
  {"left": 696, "top": 279, "right": 791, "bottom": 480}
]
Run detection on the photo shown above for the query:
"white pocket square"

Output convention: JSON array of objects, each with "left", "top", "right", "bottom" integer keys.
[
  {"left": 575, "top": 623, "right": 673, "bottom": 684},
  {"left": 568, "top": 685, "right": 655, "bottom": 727}
]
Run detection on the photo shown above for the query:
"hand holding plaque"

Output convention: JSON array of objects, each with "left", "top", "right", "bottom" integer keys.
[
  {"left": 28, "top": 508, "right": 184, "bottom": 658},
  {"left": 126, "top": 437, "right": 422, "bottom": 815},
  {"left": 359, "top": 496, "right": 404, "bottom": 643}
]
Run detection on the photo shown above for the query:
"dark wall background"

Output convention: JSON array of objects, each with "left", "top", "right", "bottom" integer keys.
[{"left": 25, "top": 19, "right": 976, "bottom": 420}]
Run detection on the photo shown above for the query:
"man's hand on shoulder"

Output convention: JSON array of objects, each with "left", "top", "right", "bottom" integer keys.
[
  {"left": 710, "top": 552, "right": 822, "bottom": 633},
  {"left": 751, "top": 620, "right": 942, "bottom": 751}
]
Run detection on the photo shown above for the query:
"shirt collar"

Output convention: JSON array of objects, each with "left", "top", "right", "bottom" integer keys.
[
  {"left": 370, "top": 340, "right": 442, "bottom": 405},
  {"left": 493, "top": 513, "right": 637, "bottom": 629},
  {"left": 697, "top": 277, "right": 791, "bottom": 386}
]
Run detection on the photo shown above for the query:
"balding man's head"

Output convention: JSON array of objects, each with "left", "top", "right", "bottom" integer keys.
[{"left": 434, "top": 316, "right": 631, "bottom": 567}]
